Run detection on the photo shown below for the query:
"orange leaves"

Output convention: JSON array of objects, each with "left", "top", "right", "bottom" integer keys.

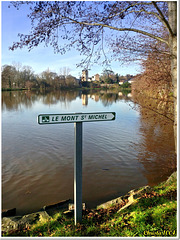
[
  {"left": 84, "top": 199, "right": 128, "bottom": 226},
  {"left": 142, "top": 191, "right": 160, "bottom": 199}
]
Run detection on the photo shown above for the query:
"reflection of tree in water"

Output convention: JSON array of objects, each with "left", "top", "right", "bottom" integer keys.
[
  {"left": 2, "top": 91, "right": 37, "bottom": 111},
  {"left": 2, "top": 89, "right": 134, "bottom": 111},
  {"left": 100, "top": 93, "right": 119, "bottom": 107},
  {"left": 2, "top": 90, "right": 80, "bottom": 110},
  {"left": 88, "top": 90, "right": 133, "bottom": 107},
  {"left": 40, "top": 90, "right": 80, "bottom": 105},
  {"left": 131, "top": 93, "right": 176, "bottom": 186}
]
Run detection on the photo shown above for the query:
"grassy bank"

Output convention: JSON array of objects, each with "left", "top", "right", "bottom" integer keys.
[{"left": 3, "top": 172, "right": 177, "bottom": 237}]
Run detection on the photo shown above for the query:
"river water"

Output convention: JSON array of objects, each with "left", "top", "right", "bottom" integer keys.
[{"left": 1, "top": 90, "right": 176, "bottom": 215}]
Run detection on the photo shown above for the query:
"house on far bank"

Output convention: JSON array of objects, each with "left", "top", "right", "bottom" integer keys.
[
  {"left": 126, "top": 78, "right": 135, "bottom": 84},
  {"left": 119, "top": 78, "right": 135, "bottom": 85},
  {"left": 81, "top": 70, "right": 100, "bottom": 82},
  {"left": 119, "top": 79, "right": 125, "bottom": 85},
  {"left": 92, "top": 74, "right": 100, "bottom": 81}
]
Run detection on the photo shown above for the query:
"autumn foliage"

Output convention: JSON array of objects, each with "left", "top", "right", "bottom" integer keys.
[{"left": 133, "top": 51, "right": 172, "bottom": 100}]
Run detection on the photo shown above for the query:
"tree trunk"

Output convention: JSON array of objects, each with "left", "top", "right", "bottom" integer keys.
[{"left": 168, "top": 1, "right": 177, "bottom": 153}]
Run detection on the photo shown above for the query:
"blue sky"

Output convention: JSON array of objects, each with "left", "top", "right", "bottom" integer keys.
[{"left": 1, "top": 1, "right": 142, "bottom": 77}]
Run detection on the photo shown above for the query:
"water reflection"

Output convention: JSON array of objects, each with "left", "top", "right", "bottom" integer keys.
[
  {"left": 2, "top": 89, "right": 133, "bottom": 110},
  {"left": 2, "top": 89, "right": 176, "bottom": 215},
  {"left": 131, "top": 92, "right": 176, "bottom": 185},
  {"left": 82, "top": 94, "right": 88, "bottom": 106}
]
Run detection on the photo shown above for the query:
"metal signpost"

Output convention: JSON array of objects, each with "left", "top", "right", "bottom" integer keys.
[{"left": 38, "top": 112, "right": 116, "bottom": 225}]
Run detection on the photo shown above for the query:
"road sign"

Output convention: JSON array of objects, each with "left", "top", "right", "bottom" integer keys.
[
  {"left": 38, "top": 112, "right": 115, "bottom": 124},
  {"left": 38, "top": 112, "right": 116, "bottom": 225}
]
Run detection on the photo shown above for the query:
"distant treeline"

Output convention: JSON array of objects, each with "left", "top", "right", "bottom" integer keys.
[
  {"left": 1, "top": 65, "right": 80, "bottom": 90},
  {"left": 1, "top": 64, "right": 134, "bottom": 90}
]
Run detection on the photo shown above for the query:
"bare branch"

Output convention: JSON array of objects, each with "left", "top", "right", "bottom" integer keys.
[
  {"left": 8, "top": 1, "right": 170, "bottom": 67},
  {"left": 152, "top": 1, "right": 174, "bottom": 36},
  {"left": 56, "top": 10, "right": 168, "bottom": 46},
  {"left": 101, "top": 1, "right": 152, "bottom": 21},
  {"left": 69, "top": 19, "right": 169, "bottom": 45}
]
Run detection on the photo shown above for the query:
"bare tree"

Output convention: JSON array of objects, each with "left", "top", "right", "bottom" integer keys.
[
  {"left": 59, "top": 66, "right": 71, "bottom": 76},
  {"left": 1, "top": 65, "right": 17, "bottom": 89},
  {"left": 8, "top": 1, "right": 177, "bottom": 151}
]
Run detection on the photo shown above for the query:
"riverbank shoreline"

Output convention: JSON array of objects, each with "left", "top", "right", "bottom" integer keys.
[
  {"left": 1, "top": 83, "right": 131, "bottom": 92},
  {"left": 2, "top": 171, "right": 177, "bottom": 237}
]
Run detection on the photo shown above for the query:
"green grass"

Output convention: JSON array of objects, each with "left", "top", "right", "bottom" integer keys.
[{"left": 3, "top": 173, "right": 177, "bottom": 237}]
